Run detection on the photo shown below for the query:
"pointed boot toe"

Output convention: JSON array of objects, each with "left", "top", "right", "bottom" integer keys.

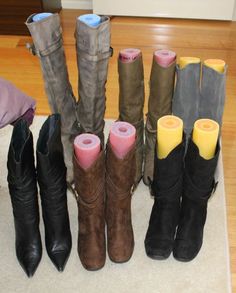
[
  {"left": 19, "top": 251, "right": 42, "bottom": 277},
  {"left": 49, "top": 250, "right": 71, "bottom": 272},
  {"left": 145, "top": 238, "right": 173, "bottom": 260}
]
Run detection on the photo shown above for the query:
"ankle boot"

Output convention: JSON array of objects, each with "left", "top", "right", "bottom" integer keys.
[
  {"left": 7, "top": 119, "right": 42, "bottom": 277},
  {"left": 173, "top": 139, "right": 220, "bottom": 262},
  {"left": 73, "top": 150, "right": 106, "bottom": 270},
  {"left": 26, "top": 14, "right": 80, "bottom": 183},
  {"left": 199, "top": 64, "right": 227, "bottom": 127},
  {"left": 118, "top": 54, "right": 145, "bottom": 186},
  {"left": 172, "top": 63, "right": 201, "bottom": 137},
  {"left": 143, "top": 57, "right": 176, "bottom": 185},
  {"left": 145, "top": 142, "right": 184, "bottom": 259},
  {"left": 36, "top": 114, "right": 72, "bottom": 271},
  {"left": 75, "top": 16, "right": 112, "bottom": 145},
  {"left": 105, "top": 141, "right": 136, "bottom": 263}
]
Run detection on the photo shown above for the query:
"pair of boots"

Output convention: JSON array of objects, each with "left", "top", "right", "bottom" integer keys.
[
  {"left": 118, "top": 52, "right": 176, "bottom": 186},
  {"left": 25, "top": 14, "right": 112, "bottom": 184},
  {"left": 7, "top": 114, "right": 71, "bottom": 277},
  {"left": 145, "top": 136, "right": 220, "bottom": 261},
  {"left": 172, "top": 61, "right": 227, "bottom": 137},
  {"left": 73, "top": 138, "right": 136, "bottom": 270}
]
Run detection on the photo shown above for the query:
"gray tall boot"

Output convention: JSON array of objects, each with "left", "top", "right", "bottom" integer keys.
[
  {"left": 199, "top": 64, "right": 227, "bottom": 127},
  {"left": 26, "top": 14, "right": 80, "bottom": 184},
  {"left": 172, "top": 63, "right": 201, "bottom": 137},
  {"left": 118, "top": 54, "right": 145, "bottom": 186},
  {"left": 143, "top": 56, "right": 176, "bottom": 185},
  {"left": 75, "top": 16, "right": 112, "bottom": 145}
]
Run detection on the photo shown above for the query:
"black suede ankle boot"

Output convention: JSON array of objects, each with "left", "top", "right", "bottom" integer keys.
[
  {"left": 7, "top": 119, "right": 42, "bottom": 277},
  {"left": 173, "top": 139, "right": 220, "bottom": 262},
  {"left": 36, "top": 114, "right": 72, "bottom": 272},
  {"left": 145, "top": 141, "right": 184, "bottom": 259}
]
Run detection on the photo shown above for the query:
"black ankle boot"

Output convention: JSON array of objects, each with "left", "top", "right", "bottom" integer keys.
[
  {"left": 7, "top": 119, "right": 42, "bottom": 277},
  {"left": 36, "top": 114, "right": 72, "bottom": 272},
  {"left": 144, "top": 142, "right": 184, "bottom": 259},
  {"left": 173, "top": 139, "right": 220, "bottom": 262}
]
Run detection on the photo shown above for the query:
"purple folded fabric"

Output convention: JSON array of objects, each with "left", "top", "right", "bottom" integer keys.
[{"left": 0, "top": 78, "right": 36, "bottom": 128}]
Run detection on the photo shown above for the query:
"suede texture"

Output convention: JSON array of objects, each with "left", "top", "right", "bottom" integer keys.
[
  {"left": 199, "top": 64, "right": 227, "bottom": 127},
  {"left": 172, "top": 63, "right": 201, "bottom": 137},
  {"left": 145, "top": 142, "right": 184, "bottom": 260},
  {"left": 143, "top": 58, "right": 176, "bottom": 185},
  {"left": 36, "top": 114, "right": 72, "bottom": 272},
  {"left": 105, "top": 141, "right": 136, "bottom": 263},
  {"left": 118, "top": 55, "right": 145, "bottom": 186},
  {"left": 73, "top": 150, "right": 106, "bottom": 271},
  {"left": 75, "top": 16, "right": 111, "bottom": 146},
  {"left": 25, "top": 14, "right": 80, "bottom": 183},
  {"left": 173, "top": 139, "right": 220, "bottom": 262},
  {"left": 7, "top": 119, "right": 42, "bottom": 277}
]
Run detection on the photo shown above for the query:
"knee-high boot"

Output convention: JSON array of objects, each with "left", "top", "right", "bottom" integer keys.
[
  {"left": 26, "top": 14, "right": 80, "bottom": 183},
  {"left": 7, "top": 119, "right": 42, "bottom": 277},
  {"left": 36, "top": 114, "right": 72, "bottom": 271}
]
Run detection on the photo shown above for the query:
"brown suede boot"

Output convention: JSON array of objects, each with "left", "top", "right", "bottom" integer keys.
[
  {"left": 105, "top": 141, "right": 136, "bottom": 263},
  {"left": 118, "top": 54, "right": 145, "bottom": 187},
  {"left": 73, "top": 151, "right": 106, "bottom": 271},
  {"left": 143, "top": 56, "right": 176, "bottom": 185}
]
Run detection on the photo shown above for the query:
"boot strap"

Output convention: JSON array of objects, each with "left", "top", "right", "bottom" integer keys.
[
  {"left": 150, "top": 175, "right": 182, "bottom": 201},
  {"left": 184, "top": 170, "right": 218, "bottom": 202},
  {"left": 106, "top": 172, "right": 134, "bottom": 200},
  {"left": 77, "top": 47, "right": 113, "bottom": 62},
  {"left": 26, "top": 36, "right": 63, "bottom": 57}
]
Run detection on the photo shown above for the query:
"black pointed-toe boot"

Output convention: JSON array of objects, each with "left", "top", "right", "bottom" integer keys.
[
  {"left": 36, "top": 114, "right": 72, "bottom": 272},
  {"left": 7, "top": 119, "right": 42, "bottom": 277},
  {"left": 145, "top": 142, "right": 184, "bottom": 260},
  {"left": 173, "top": 139, "right": 220, "bottom": 262}
]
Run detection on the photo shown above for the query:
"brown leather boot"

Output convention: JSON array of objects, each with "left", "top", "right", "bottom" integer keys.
[
  {"left": 105, "top": 141, "right": 136, "bottom": 263},
  {"left": 73, "top": 151, "right": 106, "bottom": 271}
]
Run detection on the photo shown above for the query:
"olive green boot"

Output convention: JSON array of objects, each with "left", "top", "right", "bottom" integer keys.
[
  {"left": 118, "top": 53, "right": 145, "bottom": 187},
  {"left": 143, "top": 56, "right": 176, "bottom": 185}
]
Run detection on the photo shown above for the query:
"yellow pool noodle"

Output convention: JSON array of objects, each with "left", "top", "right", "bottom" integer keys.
[
  {"left": 179, "top": 57, "right": 201, "bottom": 69},
  {"left": 192, "top": 119, "right": 219, "bottom": 160},
  {"left": 157, "top": 115, "right": 183, "bottom": 159},
  {"left": 204, "top": 59, "right": 225, "bottom": 73}
]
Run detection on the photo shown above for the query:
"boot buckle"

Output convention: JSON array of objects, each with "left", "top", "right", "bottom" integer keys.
[{"left": 26, "top": 43, "right": 37, "bottom": 56}]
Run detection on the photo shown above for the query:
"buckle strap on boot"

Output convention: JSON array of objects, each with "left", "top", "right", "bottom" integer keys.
[
  {"left": 184, "top": 170, "right": 218, "bottom": 202},
  {"left": 26, "top": 36, "right": 63, "bottom": 57},
  {"left": 77, "top": 47, "right": 113, "bottom": 62},
  {"left": 150, "top": 175, "right": 183, "bottom": 201}
]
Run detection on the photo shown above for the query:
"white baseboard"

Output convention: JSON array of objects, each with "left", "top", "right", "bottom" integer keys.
[{"left": 62, "top": 0, "right": 93, "bottom": 9}]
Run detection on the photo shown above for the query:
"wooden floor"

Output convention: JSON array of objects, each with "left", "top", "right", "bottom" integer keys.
[{"left": 0, "top": 9, "right": 236, "bottom": 291}]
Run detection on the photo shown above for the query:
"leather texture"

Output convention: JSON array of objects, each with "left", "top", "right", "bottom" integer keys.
[
  {"left": 145, "top": 142, "right": 184, "bottom": 260},
  {"left": 75, "top": 16, "right": 111, "bottom": 146},
  {"left": 7, "top": 119, "right": 42, "bottom": 277},
  {"left": 199, "top": 64, "right": 227, "bottom": 127},
  {"left": 105, "top": 141, "right": 136, "bottom": 263},
  {"left": 118, "top": 55, "right": 145, "bottom": 186},
  {"left": 143, "top": 58, "right": 176, "bottom": 185},
  {"left": 73, "top": 150, "right": 106, "bottom": 271},
  {"left": 36, "top": 114, "right": 72, "bottom": 271},
  {"left": 172, "top": 63, "right": 201, "bottom": 137},
  {"left": 173, "top": 139, "right": 220, "bottom": 262},
  {"left": 26, "top": 14, "right": 80, "bottom": 183}
]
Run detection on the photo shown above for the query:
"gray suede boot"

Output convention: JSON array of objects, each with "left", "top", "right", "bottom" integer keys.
[
  {"left": 143, "top": 56, "right": 176, "bottom": 185},
  {"left": 199, "top": 64, "right": 227, "bottom": 127},
  {"left": 75, "top": 16, "right": 112, "bottom": 146},
  {"left": 172, "top": 63, "right": 201, "bottom": 137},
  {"left": 118, "top": 54, "right": 145, "bottom": 186},
  {"left": 26, "top": 13, "right": 80, "bottom": 184}
]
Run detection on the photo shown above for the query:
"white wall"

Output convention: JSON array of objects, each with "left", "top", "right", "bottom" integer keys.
[{"left": 62, "top": 0, "right": 92, "bottom": 9}]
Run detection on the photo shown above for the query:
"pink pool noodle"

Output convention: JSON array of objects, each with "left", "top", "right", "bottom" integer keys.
[
  {"left": 119, "top": 48, "right": 141, "bottom": 63},
  {"left": 74, "top": 134, "right": 101, "bottom": 170},
  {"left": 154, "top": 50, "right": 176, "bottom": 67},
  {"left": 110, "top": 122, "right": 136, "bottom": 159}
]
